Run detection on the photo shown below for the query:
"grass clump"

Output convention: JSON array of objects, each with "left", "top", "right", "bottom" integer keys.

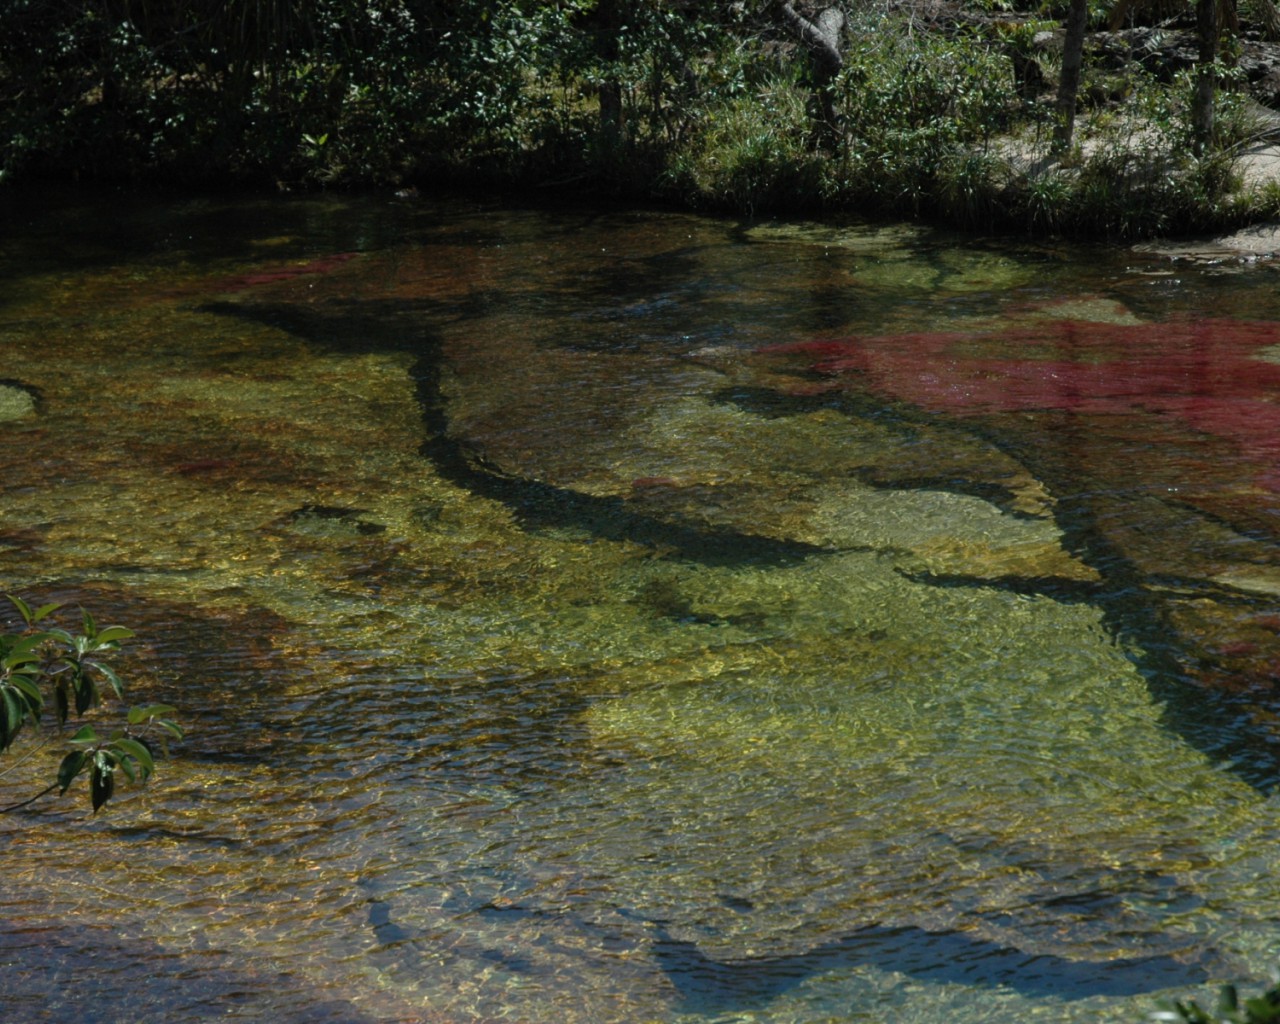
[{"left": 665, "top": 81, "right": 826, "bottom": 214}]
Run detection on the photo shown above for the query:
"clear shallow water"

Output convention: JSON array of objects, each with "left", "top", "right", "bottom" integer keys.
[{"left": 3, "top": 189, "right": 1280, "bottom": 1023}]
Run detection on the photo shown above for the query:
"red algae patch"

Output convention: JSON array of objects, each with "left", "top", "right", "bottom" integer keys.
[
  {"left": 761, "top": 318, "right": 1280, "bottom": 490},
  {"left": 214, "top": 252, "right": 361, "bottom": 291}
]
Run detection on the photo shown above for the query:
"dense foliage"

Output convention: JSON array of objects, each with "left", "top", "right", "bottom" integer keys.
[
  {"left": 0, "top": 595, "right": 181, "bottom": 813},
  {"left": 0, "top": 0, "right": 736, "bottom": 187},
  {"left": 3, "top": 0, "right": 1279, "bottom": 234}
]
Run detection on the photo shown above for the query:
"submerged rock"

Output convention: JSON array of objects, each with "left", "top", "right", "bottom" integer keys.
[
  {"left": 1136, "top": 222, "right": 1280, "bottom": 264},
  {"left": 284, "top": 503, "right": 386, "bottom": 538},
  {"left": 0, "top": 380, "right": 38, "bottom": 421},
  {"left": 743, "top": 221, "right": 928, "bottom": 252}
]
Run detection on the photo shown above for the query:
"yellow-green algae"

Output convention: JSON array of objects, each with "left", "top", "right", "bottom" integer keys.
[{"left": 0, "top": 384, "right": 35, "bottom": 421}]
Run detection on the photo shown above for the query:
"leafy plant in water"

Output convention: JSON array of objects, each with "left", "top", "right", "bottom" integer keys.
[
  {"left": 0, "top": 595, "right": 181, "bottom": 813},
  {"left": 1152, "top": 979, "right": 1280, "bottom": 1023}
]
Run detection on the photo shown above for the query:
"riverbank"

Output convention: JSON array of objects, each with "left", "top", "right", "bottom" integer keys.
[{"left": 7, "top": 2, "right": 1280, "bottom": 243}]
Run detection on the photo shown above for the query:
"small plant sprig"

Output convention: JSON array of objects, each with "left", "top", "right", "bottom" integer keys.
[
  {"left": 1153, "top": 979, "right": 1280, "bottom": 1024},
  {"left": 0, "top": 594, "right": 182, "bottom": 813}
]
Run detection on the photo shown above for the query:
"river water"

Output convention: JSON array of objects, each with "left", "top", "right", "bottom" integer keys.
[{"left": 3, "top": 189, "right": 1280, "bottom": 1023}]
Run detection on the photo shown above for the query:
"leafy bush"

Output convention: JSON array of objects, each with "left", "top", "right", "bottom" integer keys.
[
  {"left": 666, "top": 79, "right": 826, "bottom": 213},
  {"left": 833, "top": 23, "right": 1014, "bottom": 214},
  {"left": 0, "top": 1, "right": 1270, "bottom": 236},
  {"left": 0, "top": 595, "right": 181, "bottom": 814}
]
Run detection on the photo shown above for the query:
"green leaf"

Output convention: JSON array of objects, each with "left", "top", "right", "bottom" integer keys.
[
  {"left": 128, "top": 703, "right": 178, "bottom": 725},
  {"left": 156, "top": 718, "right": 184, "bottom": 740},
  {"left": 81, "top": 607, "right": 96, "bottom": 638},
  {"left": 1181, "top": 1002, "right": 1213, "bottom": 1024},
  {"left": 57, "top": 749, "right": 87, "bottom": 793},
  {"left": 31, "top": 602, "right": 61, "bottom": 623},
  {"left": 69, "top": 724, "right": 98, "bottom": 744},
  {"left": 92, "top": 625, "right": 133, "bottom": 645},
  {"left": 2, "top": 649, "right": 40, "bottom": 670},
  {"left": 9, "top": 673, "right": 43, "bottom": 718},
  {"left": 54, "top": 680, "right": 68, "bottom": 724},
  {"left": 72, "top": 664, "right": 97, "bottom": 715},
  {"left": 92, "top": 661, "right": 125, "bottom": 700},
  {"left": 5, "top": 594, "right": 34, "bottom": 625},
  {"left": 1, "top": 689, "right": 26, "bottom": 746},
  {"left": 2, "top": 631, "right": 52, "bottom": 668},
  {"left": 1244, "top": 996, "right": 1280, "bottom": 1022},
  {"left": 90, "top": 755, "right": 115, "bottom": 812},
  {"left": 7, "top": 632, "right": 47, "bottom": 655},
  {"left": 111, "top": 736, "right": 155, "bottom": 777}
]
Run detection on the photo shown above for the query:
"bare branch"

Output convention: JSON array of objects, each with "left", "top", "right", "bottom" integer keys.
[{"left": 779, "top": 2, "right": 845, "bottom": 73}]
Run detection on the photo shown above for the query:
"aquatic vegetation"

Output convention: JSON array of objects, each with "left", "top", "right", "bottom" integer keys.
[
  {"left": 755, "top": 313, "right": 1280, "bottom": 769},
  {"left": 757, "top": 316, "right": 1280, "bottom": 544},
  {"left": 0, "top": 382, "right": 37, "bottom": 421},
  {"left": 765, "top": 319, "right": 1280, "bottom": 439},
  {"left": 215, "top": 252, "right": 362, "bottom": 291}
]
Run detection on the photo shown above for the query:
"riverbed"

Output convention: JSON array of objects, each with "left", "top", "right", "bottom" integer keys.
[{"left": 3, "top": 189, "right": 1280, "bottom": 1024}]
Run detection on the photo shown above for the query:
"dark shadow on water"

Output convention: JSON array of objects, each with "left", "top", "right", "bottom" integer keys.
[
  {"left": 199, "top": 299, "right": 834, "bottom": 569},
  {"left": 0, "top": 925, "right": 386, "bottom": 1024},
  {"left": 358, "top": 888, "right": 1222, "bottom": 1013},
  {"left": 645, "top": 921, "right": 1218, "bottom": 1012}
]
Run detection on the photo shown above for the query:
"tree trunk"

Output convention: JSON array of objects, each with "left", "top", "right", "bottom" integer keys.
[
  {"left": 596, "top": 0, "right": 626, "bottom": 151},
  {"left": 1258, "top": 0, "right": 1280, "bottom": 42},
  {"left": 1193, "top": 0, "right": 1219, "bottom": 154},
  {"left": 779, "top": 2, "right": 846, "bottom": 148},
  {"left": 1053, "top": 0, "right": 1089, "bottom": 153}
]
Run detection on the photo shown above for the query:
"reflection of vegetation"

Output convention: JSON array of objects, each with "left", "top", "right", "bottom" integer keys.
[{"left": 0, "top": 595, "right": 181, "bottom": 813}]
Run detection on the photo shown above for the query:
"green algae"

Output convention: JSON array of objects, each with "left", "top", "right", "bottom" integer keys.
[
  {"left": 0, "top": 383, "right": 35, "bottom": 421},
  {"left": 744, "top": 220, "right": 929, "bottom": 252},
  {"left": 743, "top": 221, "right": 1035, "bottom": 298},
  {"left": 585, "top": 547, "right": 1261, "bottom": 854},
  {"left": 1019, "top": 296, "right": 1146, "bottom": 326}
]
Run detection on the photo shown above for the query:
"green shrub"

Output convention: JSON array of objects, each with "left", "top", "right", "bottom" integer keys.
[
  {"left": 833, "top": 22, "right": 1014, "bottom": 214},
  {"left": 666, "top": 80, "right": 826, "bottom": 213},
  {"left": 938, "top": 148, "right": 1011, "bottom": 229}
]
